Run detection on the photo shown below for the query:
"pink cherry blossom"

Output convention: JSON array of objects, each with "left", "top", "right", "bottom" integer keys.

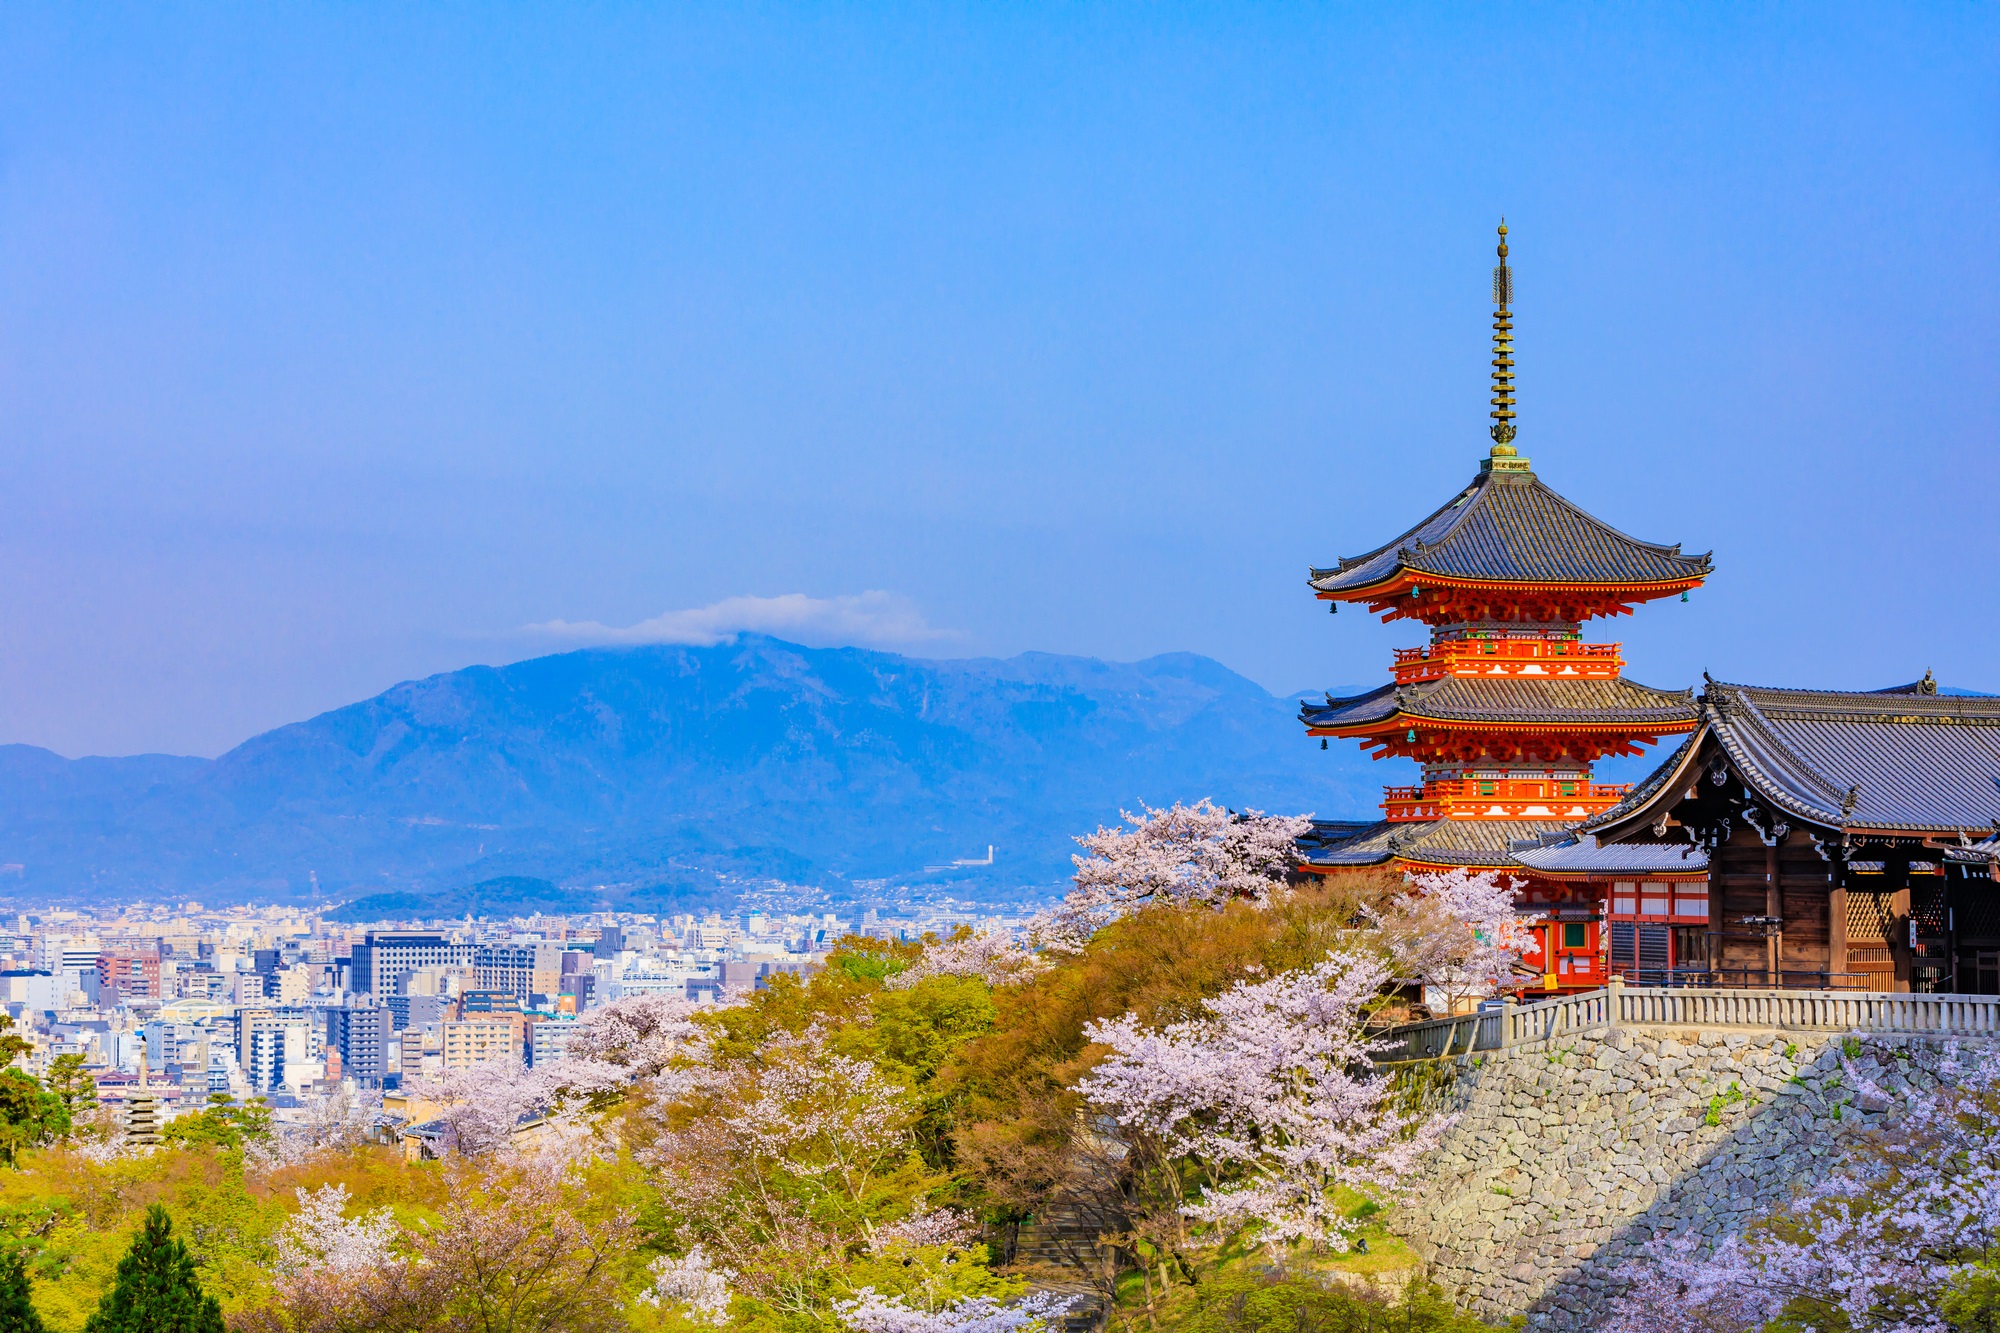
[
  {"left": 1369, "top": 867, "right": 1543, "bottom": 1010},
  {"left": 568, "top": 993, "right": 713, "bottom": 1078},
  {"left": 273, "top": 1183, "right": 401, "bottom": 1279},
  {"left": 1603, "top": 1042, "right": 2000, "bottom": 1333},
  {"left": 833, "top": 1288, "right": 1075, "bottom": 1333},
  {"left": 888, "top": 930, "right": 1047, "bottom": 990},
  {"left": 640, "top": 1246, "right": 736, "bottom": 1327},
  {"left": 867, "top": 1204, "right": 978, "bottom": 1254},
  {"left": 1076, "top": 949, "right": 1443, "bottom": 1251},
  {"left": 1031, "top": 799, "right": 1312, "bottom": 951},
  {"left": 408, "top": 1054, "right": 629, "bottom": 1157}
]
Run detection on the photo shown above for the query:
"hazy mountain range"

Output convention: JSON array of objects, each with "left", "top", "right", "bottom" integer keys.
[{"left": 0, "top": 636, "right": 1396, "bottom": 915}]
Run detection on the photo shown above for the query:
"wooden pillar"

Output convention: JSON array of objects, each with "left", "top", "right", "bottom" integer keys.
[
  {"left": 1766, "top": 843, "right": 1781, "bottom": 987},
  {"left": 1828, "top": 878, "right": 1848, "bottom": 990},
  {"left": 1708, "top": 870, "right": 1725, "bottom": 977}
]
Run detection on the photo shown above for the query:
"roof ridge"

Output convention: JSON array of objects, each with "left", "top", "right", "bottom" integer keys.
[
  {"left": 1520, "top": 472, "right": 1713, "bottom": 562},
  {"left": 1398, "top": 470, "right": 1495, "bottom": 566},
  {"left": 1708, "top": 685, "right": 1850, "bottom": 811},
  {"left": 1322, "top": 473, "right": 1488, "bottom": 575}
]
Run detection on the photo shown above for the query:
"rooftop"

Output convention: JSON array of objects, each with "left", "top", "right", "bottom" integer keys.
[
  {"left": 1308, "top": 467, "right": 1712, "bottom": 599},
  {"left": 1301, "top": 675, "right": 1700, "bottom": 732},
  {"left": 1588, "top": 679, "right": 2000, "bottom": 840}
]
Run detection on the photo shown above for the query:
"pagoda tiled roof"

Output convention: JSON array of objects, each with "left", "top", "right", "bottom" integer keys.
[
  {"left": 1308, "top": 468, "right": 1712, "bottom": 596},
  {"left": 1300, "top": 676, "right": 1699, "bottom": 731},
  {"left": 1586, "top": 680, "right": 2000, "bottom": 839}
]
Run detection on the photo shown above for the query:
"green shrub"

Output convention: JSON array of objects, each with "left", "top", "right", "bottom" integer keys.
[{"left": 1155, "top": 1272, "right": 1499, "bottom": 1333}]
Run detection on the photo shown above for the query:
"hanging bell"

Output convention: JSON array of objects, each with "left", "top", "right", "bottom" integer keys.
[
  {"left": 1321, "top": 738, "right": 1329, "bottom": 750},
  {"left": 1681, "top": 591, "right": 1690, "bottom": 603},
  {"left": 1407, "top": 729, "right": 1418, "bottom": 743}
]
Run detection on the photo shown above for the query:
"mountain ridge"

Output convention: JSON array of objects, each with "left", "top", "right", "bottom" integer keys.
[{"left": 0, "top": 636, "right": 1392, "bottom": 908}]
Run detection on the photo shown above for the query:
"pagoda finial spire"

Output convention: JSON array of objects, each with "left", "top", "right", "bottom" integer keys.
[{"left": 1482, "top": 219, "right": 1530, "bottom": 475}]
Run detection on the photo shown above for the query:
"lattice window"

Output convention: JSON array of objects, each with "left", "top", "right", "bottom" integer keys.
[
  {"left": 1848, "top": 890, "right": 1896, "bottom": 944},
  {"left": 1913, "top": 880, "right": 1948, "bottom": 936}
]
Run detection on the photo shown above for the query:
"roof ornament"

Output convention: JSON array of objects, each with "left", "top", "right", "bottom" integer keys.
[
  {"left": 1841, "top": 786, "right": 1860, "bottom": 819},
  {"left": 1919, "top": 668, "right": 1938, "bottom": 696},
  {"left": 1482, "top": 220, "right": 1531, "bottom": 476}
]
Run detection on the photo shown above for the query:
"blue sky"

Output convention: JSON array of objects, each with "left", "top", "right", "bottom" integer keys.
[{"left": 2, "top": 5, "right": 1996, "bottom": 757}]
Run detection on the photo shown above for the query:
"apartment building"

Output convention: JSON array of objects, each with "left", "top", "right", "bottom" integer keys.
[
  {"left": 473, "top": 942, "right": 562, "bottom": 1004},
  {"left": 96, "top": 952, "right": 163, "bottom": 1002},
  {"left": 325, "top": 1005, "right": 392, "bottom": 1086},
  {"left": 246, "top": 1021, "right": 309, "bottom": 1093},
  {"left": 441, "top": 1017, "right": 522, "bottom": 1070}
]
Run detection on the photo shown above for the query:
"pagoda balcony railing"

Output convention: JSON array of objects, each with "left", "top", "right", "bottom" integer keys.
[
  {"left": 1382, "top": 779, "right": 1632, "bottom": 822},
  {"left": 1392, "top": 639, "right": 1623, "bottom": 683},
  {"left": 1381, "top": 780, "right": 1631, "bottom": 802}
]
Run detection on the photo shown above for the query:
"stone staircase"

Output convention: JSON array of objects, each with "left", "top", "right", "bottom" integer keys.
[{"left": 1000, "top": 1207, "right": 1117, "bottom": 1333}]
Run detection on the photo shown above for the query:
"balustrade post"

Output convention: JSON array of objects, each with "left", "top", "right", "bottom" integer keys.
[{"left": 1605, "top": 975, "right": 1625, "bottom": 1031}]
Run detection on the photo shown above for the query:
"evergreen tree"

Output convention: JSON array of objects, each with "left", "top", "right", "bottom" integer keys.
[
  {"left": 0, "top": 1251, "right": 45, "bottom": 1333},
  {"left": 84, "top": 1206, "right": 222, "bottom": 1333}
]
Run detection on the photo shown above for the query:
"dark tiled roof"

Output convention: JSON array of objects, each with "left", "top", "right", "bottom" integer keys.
[
  {"left": 1309, "top": 468, "right": 1713, "bottom": 596},
  {"left": 1302, "top": 817, "right": 1575, "bottom": 870},
  {"left": 1589, "top": 682, "right": 2000, "bottom": 838},
  {"left": 1510, "top": 833, "right": 1708, "bottom": 877},
  {"left": 1300, "top": 676, "right": 1699, "bottom": 731}
]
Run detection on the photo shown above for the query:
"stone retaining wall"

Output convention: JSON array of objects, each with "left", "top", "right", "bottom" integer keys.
[{"left": 1393, "top": 1023, "right": 1973, "bottom": 1328}]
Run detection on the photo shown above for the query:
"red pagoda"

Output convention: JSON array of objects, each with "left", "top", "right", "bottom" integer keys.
[{"left": 1300, "top": 224, "right": 1712, "bottom": 994}]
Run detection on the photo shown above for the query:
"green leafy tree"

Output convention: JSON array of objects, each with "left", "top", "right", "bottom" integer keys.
[
  {"left": 84, "top": 1205, "right": 223, "bottom": 1333},
  {"left": 0, "top": 1250, "right": 45, "bottom": 1333},
  {"left": 0, "top": 1019, "right": 31, "bottom": 1072},
  {"left": 44, "top": 1056, "right": 94, "bottom": 1124},
  {"left": 0, "top": 1073, "right": 67, "bottom": 1165},
  {"left": 160, "top": 1097, "right": 271, "bottom": 1151}
]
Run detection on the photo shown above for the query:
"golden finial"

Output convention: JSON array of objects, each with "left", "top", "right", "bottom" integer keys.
[{"left": 1482, "top": 219, "right": 1530, "bottom": 475}]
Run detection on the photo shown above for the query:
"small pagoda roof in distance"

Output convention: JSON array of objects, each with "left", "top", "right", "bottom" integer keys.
[
  {"left": 1587, "top": 677, "right": 2000, "bottom": 842},
  {"left": 1309, "top": 467, "right": 1713, "bottom": 600},
  {"left": 1302, "top": 676, "right": 1698, "bottom": 732}
]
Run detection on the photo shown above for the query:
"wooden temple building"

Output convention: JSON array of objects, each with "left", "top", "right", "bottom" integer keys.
[
  {"left": 1575, "top": 677, "right": 2000, "bottom": 992},
  {"left": 1301, "top": 223, "right": 2000, "bottom": 995},
  {"left": 1299, "top": 224, "right": 1712, "bottom": 994}
]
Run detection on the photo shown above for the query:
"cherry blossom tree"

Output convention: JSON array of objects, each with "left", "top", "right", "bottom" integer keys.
[
  {"left": 639, "top": 1024, "right": 1021, "bottom": 1326},
  {"left": 244, "top": 1163, "right": 636, "bottom": 1333},
  {"left": 867, "top": 1205, "right": 978, "bottom": 1254},
  {"left": 833, "top": 1289, "right": 1075, "bottom": 1333},
  {"left": 1076, "top": 948, "right": 1442, "bottom": 1255},
  {"left": 1368, "top": 868, "right": 1541, "bottom": 1014},
  {"left": 408, "top": 1056, "right": 628, "bottom": 1157},
  {"left": 1603, "top": 1041, "right": 2000, "bottom": 1333},
  {"left": 887, "top": 929, "right": 1047, "bottom": 991},
  {"left": 567, "top": 993, "right": 712, "bottom": 1078},
  {"left": 272, "top": 1183, "right": 400, "bottom": 1278},
  {"left": 250, "top": 1084, "right": 382, "bottom": 1168},
  {"left": 1032, "top": 800, "right": 1313, "bottom": 951},
  {"left": 638, "top": 1246, "right": 736, "bottom": 1327}
]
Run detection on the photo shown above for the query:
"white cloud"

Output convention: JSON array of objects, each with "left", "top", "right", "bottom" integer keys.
[{"left": 524, "top": 591, "right": 959, "bottom": 651}]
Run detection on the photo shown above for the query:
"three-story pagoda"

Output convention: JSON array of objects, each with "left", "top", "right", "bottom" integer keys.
[{"left": 1300, "top": 225, "right": 1713, "bottom": 989}]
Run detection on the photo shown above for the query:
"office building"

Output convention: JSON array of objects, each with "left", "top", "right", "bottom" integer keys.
[{"left": 350, "top": 932, "right": 476, "bottom": 996}]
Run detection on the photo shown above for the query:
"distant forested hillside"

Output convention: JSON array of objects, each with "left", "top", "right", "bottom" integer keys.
[{"left": 0, "top": 637, "right": 1394, "bottom": 910}]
